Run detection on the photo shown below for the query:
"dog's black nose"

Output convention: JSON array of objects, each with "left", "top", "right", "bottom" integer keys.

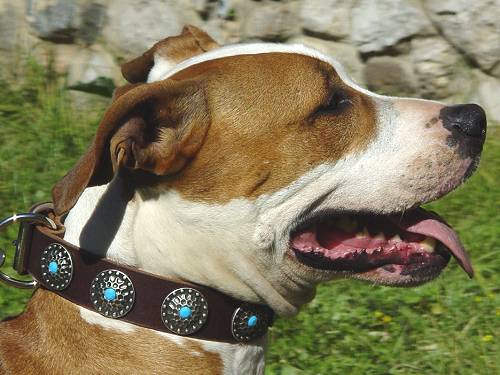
[{"left": 440, "top": 104, "right": 487, "bottom": 138}]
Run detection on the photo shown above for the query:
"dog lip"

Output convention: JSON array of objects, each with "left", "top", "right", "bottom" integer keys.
[
  {"left": 288, "top": 207, "right": 472, "bottom": 277},
  {"left": 290, "top": 240, "right": 451, "bottom": 274}
]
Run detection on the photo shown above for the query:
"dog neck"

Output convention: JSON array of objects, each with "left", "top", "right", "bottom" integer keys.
[
  {"left": 60, "top": 175, "right": 312, "bottom": 373},
  {"left": 64, "top": 175, "right": 316, "bottom": 316}
]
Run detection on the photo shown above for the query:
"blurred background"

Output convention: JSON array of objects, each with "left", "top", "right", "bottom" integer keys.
[
  {"left": 2, "top": 0, "right": 500, "bottom": 118},
  {"left": 0, "top": 1, "right": 498, "bottom": 374}
]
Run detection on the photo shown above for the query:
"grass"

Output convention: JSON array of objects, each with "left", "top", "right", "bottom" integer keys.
[
  {"left": 0, "top": 61, "right": 498, "bottom": 374},
  {"left": 0, "top": 60, "right": 104, "bottom": 318}
]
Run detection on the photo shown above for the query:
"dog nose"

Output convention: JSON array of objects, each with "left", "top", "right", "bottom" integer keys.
[{"left": 439, "top": 104, "right": 487, "bottom": 138}]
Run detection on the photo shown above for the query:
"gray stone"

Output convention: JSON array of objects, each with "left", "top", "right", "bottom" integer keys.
[
  {"left": 410, "top": 37, "right": 461, "bottom": 99},
  {"left": 364, "top": 56, "right": 417, "bottom": 96},
  {"left": 79, "top": 2, "right": 107, "bottom": 45},
  {"left": 242, "top": 2, "right": 300, "bottom": 42},
  {"left": 26, "top": 0, "right": 107, "bottom": 45},
  {"left": 288, "top": 35, "right": 364, "bottom": 84},
  {"left": 469, "top": 70, "right": 500, "bottom": 123},
  {"left": 102, "top": 0, "right": 201, "bottom": 59},
  {"left": 204, "top": 18, "right": 239, "bottom": 45},
  {"left": 425, "top": 0, "right": 500, "bottom": 77},
  {"left": 0, "top": 1, "right": 39, "bottom": 77},
  {"left": 67, "top": 45, "right": 122, "bottom": 97},
  {"left": 28, "top": 0, "right": 80, "bottom": 43},
  {"left": 299, "top": 0, "right": 352, "bottom": 41},
  {"left": 352, "top": 0, "right": 435, "bottom": 54},
  {"left": 0, "top": 2, "right": 22, "bottom": 52}
]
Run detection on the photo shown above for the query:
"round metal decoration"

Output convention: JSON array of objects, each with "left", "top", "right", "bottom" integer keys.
[
  {"left": 90, "top": 269, "right": 135, "bottom": 318},
  {"left": 231, "top": 303, "right": 271, "bottom": 342},
  {"left": 40, "top": 243, "right": 73, "bottom": 291},
  {"left": 161, "top": 288, "right": 208, "bottom": 335}
]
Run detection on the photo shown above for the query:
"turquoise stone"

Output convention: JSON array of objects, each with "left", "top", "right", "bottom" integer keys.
[
  {"left": 179, "top": 306, "right": 192, "bottom": 319},
  {"left": 247, "top": 315, "right": 258, "bottom": 328},
  {"left": 103, "top": 288, "right": 117, "bottom": 301},
  {"left": 48, "top": 261, "right": 58, "bottom": 274}
]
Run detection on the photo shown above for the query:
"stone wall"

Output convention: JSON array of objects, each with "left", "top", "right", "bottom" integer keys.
[{"left": 1, "top": 0, "right": 499, "bottom": 122}]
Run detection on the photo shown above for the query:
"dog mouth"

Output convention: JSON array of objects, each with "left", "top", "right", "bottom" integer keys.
[{"left": 290, "top": 207, "right": 473, "bottom": 284}]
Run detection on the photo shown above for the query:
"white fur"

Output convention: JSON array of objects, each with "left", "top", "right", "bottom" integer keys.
[
  {"left": 148, "top": 53, "right": 177, "bottom": 82},
  {"left": 147, "top": 42, "right": 371, "bottom": 95},
  {"left": 80, "top": 308, "right": 136, "bottom": 334},
  {"left": 147, "top": 41, "right": 446, "bottom": 109},
  {"left": 155, "top": 333, "right": 266, "bottom": 375},
  {"left": 201, "top": 339, "right": 266, "bottom": 375},
  {"left": 64, "top": 183, "right": 137, "bottom": 265}
]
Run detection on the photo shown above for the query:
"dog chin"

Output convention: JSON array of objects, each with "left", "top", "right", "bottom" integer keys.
[
  {"left": 288, "top": 243, "right": 450, "bottom": 287},
  {"left": 350, "top": 256, "right": 449, "bottom": 287}
]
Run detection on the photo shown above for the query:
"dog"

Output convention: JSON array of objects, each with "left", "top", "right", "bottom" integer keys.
[{"left": 0, "top": 25, "right": 486, "bottom": 374}]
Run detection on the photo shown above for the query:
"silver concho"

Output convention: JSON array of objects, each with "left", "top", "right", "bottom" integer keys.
[
  {"left": 40, "top": 243, "right": 73, "bottom": 291},
  {"left": 90, "top": 269, "right": 135, "bottom": 318},
  {"left": 231, "top": 304, "right": 271, "bottom": 342},
  {"left": 161, "top": 288, "right": 208, "bottom": 335}
]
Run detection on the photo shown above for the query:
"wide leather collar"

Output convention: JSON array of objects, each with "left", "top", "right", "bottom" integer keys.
[{"left": 18, "top": 216, "right": 274, "bottom": 344}]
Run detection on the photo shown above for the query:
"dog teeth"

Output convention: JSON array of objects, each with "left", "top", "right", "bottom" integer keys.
[
  {"left": 420, "top": 237, "right": 436, "bottom": 253},
  {"left": 373, "top": 232, "right": 386, "bottom": 240},
  {"left": 390, "top": 234, "right": 402, "bottom": 242},
  {"left": 356, "top": 227, "right": 370, "bottom": 238}
]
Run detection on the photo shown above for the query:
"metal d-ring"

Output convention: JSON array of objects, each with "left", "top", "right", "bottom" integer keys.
[{"left": 0, "top": 212, "right": 57, "bottom": 289}]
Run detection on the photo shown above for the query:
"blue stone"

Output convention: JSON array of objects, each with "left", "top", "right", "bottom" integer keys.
[
  {"left": 179, "top": 306, "right": 192, "bottom": 319},
  {"left": 103, "top": 288, "right": 117, "bottom": 301},
  {"left": 48, "top": 261, "right": 58, "bottom": 274},
  {"left": 247, "top": 315, "right": 258, "bottom": 328}
]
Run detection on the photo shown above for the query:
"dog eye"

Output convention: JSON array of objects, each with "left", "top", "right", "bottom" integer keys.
[
  {"left": 327, "top": 91, "right": 352, "bottom": 111},
  {"left": 316, "top": 90, "right": 352, "bottom": 116}
]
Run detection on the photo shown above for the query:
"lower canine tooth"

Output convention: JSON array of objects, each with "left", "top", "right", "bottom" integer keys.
[
  {"left": 356, "top": 227, "right": 370, "bottom": 238},
  {"left": 373, "top": 232, "right": 386, "bottom": 240},
  {"left": 390, "top": 234, "right": 402, "bottom": 242},
  {"left": 421, "top": 237, "right": 436, "bottom": 253}
]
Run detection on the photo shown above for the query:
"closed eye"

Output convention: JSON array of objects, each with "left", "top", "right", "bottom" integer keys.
[{"left": 315, "top": 90, "right": 352, "bottom": 116}]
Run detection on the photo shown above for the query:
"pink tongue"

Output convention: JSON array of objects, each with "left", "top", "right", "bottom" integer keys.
[{"left": 390, "top": 208, "right": 474, "bottom": 277}]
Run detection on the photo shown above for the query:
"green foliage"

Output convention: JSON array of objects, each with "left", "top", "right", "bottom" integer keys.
[{"left": 0, "top": 60, "right": 498, "bottom": 374}]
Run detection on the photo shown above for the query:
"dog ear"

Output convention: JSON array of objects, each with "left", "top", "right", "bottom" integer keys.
[
  {"left": 52, "top": 78, "right": 210, "bottom": 215},
  {"left": 121, "top": 25, "right": 220, "bottom": 84}
]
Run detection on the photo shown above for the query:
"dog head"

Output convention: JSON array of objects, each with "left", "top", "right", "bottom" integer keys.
[{"left": 54, "top": 26, "right": 486, "bottom": 315}]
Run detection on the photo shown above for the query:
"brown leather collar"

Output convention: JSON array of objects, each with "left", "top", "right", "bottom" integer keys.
[{"left": 19, "top": 217, "right": 274, "bottom": 344}]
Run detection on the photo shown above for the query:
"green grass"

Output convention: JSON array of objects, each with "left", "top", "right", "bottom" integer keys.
[
  {"left": 0, "top": 60, "right": 104, "bottom": 318},
  {"left": 1, "top": 61, "right": 498, "bottom": 374}
]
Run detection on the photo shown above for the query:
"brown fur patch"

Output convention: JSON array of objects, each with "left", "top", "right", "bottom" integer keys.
[
  {"left": 0, "top": 290, "right": 223, "bottom": 374},
  {"left": 152, "top": 53, "right": 377, "bottom": 203}
]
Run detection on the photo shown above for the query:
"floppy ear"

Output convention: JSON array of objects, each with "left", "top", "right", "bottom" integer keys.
[
  {"left": 52, "top": 78, "right": 210, "bottom": 215},
  {"left": 121, "top": 25, "right": 220, "bottom": 84}
]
